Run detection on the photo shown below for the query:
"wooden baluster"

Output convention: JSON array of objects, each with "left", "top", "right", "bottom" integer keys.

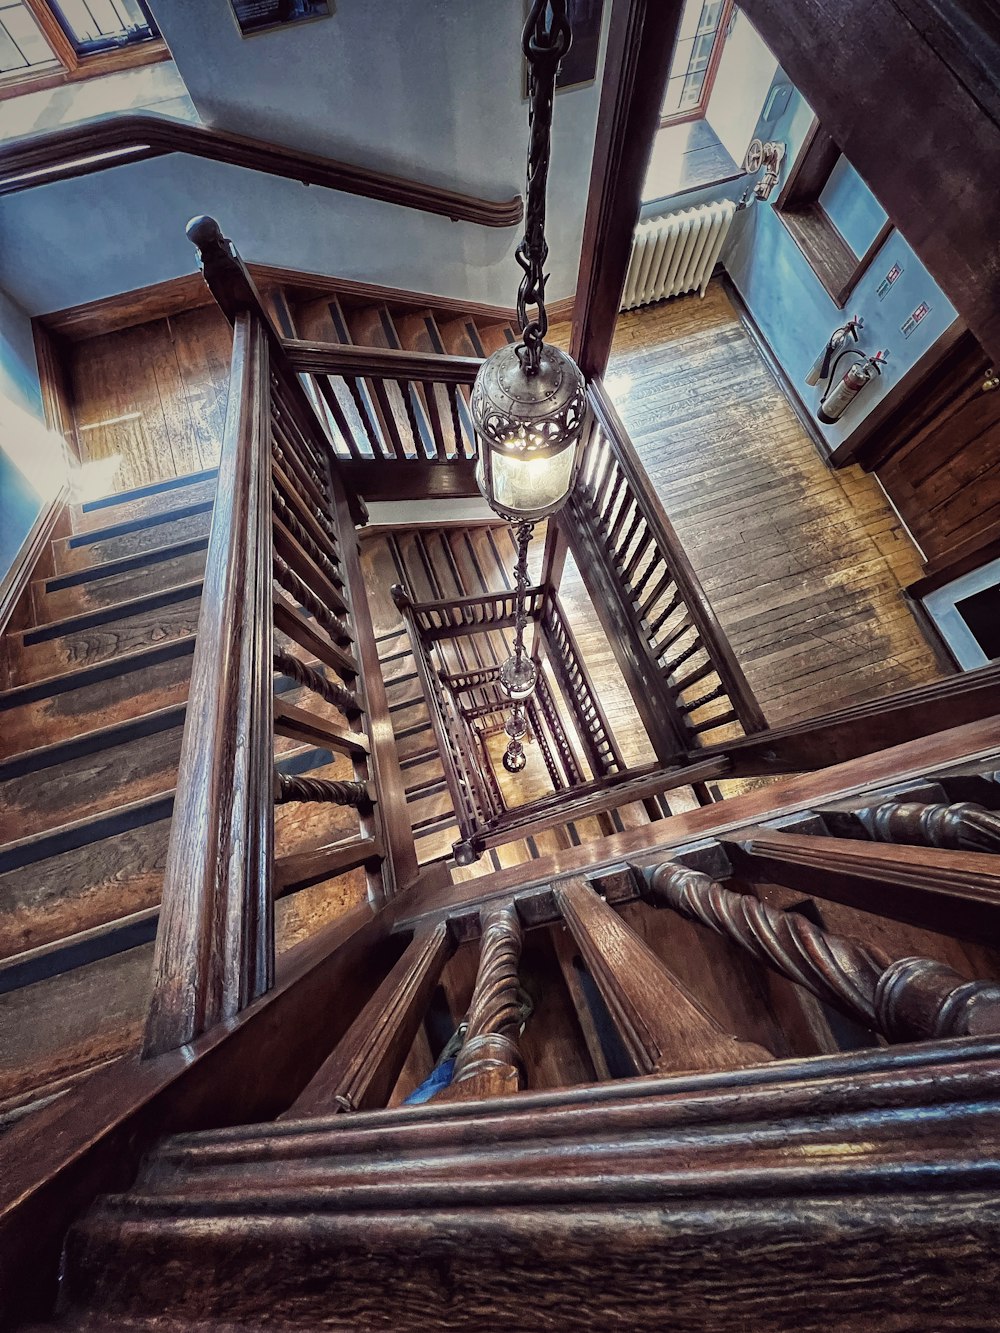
[
  {"left": 342, "top": 374, "right": 383, "bottom": 456},
  {"left": 553, "top": 877, "right": 773, "bottom": 1075},
  {"left": 823, "top": 798, "right": 1000, "bottom": 852},
  {"left": 725, "top": 826, "right": 1000, "bottom": 945},
  {"left": 643, "top": 861, "right": 1000, "bottom": 1043},
  {"left": 273, "top": 551, "right": 353, "bottom": 646},
  {"left": 447, "top": 381, "right": 466, "bottom": 456},
  {"left": 271, "top": 489, "right": 344, "bottom": 587},
  {"left": 420, "top": 379, "right": 448, "bottom": 459},
  {"left": 273, "top": 515, "right": 348, "bottom": 616},
  {"left": 312, "top": 374, "right": 365, "bottom": 460},
  {"left": 276, "top": 773, "right": 374, "bottom": 809},
  {"left": 143, "top": 310, "right": 274, "bottom": 1057},
  {"left": 273, "top": 647, "right": 361, "bottom": 717},
  {"left": 282, "top": 922, "right": 454, "bottom": 1117},
  {"left": 273, "top": 589, "right": 358, "bottom": 681},
  {"left": 436, "top": 903, "right": 526, "bottom": 1102}
]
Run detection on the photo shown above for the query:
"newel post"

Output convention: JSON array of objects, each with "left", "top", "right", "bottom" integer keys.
[{"left": 143, "top": 222, "right": 275, "bottom": 1057}]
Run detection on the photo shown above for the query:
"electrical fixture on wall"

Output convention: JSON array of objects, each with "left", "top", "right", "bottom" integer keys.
[
  {"left": 737, "top": 139, "right": 786, "bottom": 209},
  {"left": 472, "top": 0, "right": 587, "bottom": 776}
]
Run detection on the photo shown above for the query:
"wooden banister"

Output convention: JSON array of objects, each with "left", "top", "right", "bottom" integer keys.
[
  {"left": 283, "top": 339, "right": 482, "bottom": 384},
  {"left": 143, "top": 310, "right": 274, "bottom": 1058},
  {"left": 0, "top": 113, "right": 523, "bottom": 227}
]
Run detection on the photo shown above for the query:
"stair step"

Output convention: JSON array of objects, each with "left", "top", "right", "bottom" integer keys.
[
  {"left": 0, "top": 793, "right": 173, "bottom": 962},
  {"left": 33, "top": 538, "right": 209, "bottom": 623},
  {"left": 70, "top": 473, "right": 218, "bottom": 536},
  {"left": 8, "top": 582, "right": 202, "bottom": 685},
  {"left": 476, "top": 320, "right": 518, "bottom": 354},
  {"left": 0, "top": 638, "right": 196, "bottom": 758},
  {"left": 0, "top": 704, "right": 186, "bottom": 842},
  {"left": 53, "top": 503, "right": 214, "bottom": 575}
]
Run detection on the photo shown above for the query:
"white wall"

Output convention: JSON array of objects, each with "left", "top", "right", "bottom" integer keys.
[
  {"left": 705, "top": 10, "right": 778, "bottom": 168},
  {"left": 0, "top": 0, "right": 606, "bottom": 315}
]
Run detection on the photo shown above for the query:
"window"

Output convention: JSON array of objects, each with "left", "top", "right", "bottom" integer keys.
[
  {"left": 660, "top": 0, "right": 733, "bottom": 126},
  {"left": 774, "top": 120, "right": 894, "bottom": 306},
  {"left": 0, "top": 0, "right": 161, "bottom": 96}
]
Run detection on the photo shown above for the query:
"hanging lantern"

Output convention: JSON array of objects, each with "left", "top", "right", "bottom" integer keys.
[
  {"left": 472, "top": 342, "right": 586, "bottom": 523},
  {"left": 472, "top": 0, "right": 585, "bottom": 775}
]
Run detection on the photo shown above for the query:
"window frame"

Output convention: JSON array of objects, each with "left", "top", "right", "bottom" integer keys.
[
  {"left": 659, "top": 0, "right": 735, "bottom": 129},
  {"left": 0, "top": 0, "right": 167, "bottom": 102},
  {"left": 774, "top": 119, "right": 894, "bottom": 307}
]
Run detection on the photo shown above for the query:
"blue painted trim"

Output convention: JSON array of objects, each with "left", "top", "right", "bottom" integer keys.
[
  {"left": 0, "top": 794, "right": 175, "bottom": 874},
  {"left": 0, "top": 636, "right": 196, "bottom": 711},
  {"left": 0, "top": 704, "right": 187, "bottom": 781}
]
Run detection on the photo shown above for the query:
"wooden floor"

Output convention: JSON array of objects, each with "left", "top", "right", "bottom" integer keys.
[
  {"left": 67, "top": 307, "right": 232, "bottom": 495},
  {"left": 577, "top": 283, "right": 940, "bottom": 726}
]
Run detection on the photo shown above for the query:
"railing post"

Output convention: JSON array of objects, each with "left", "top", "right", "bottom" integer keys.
[
  {"left": 553, "top": 876, "right": 773, "bottom": 1074},
  {"left": 143, "top": 310, "right": 274, "bottom": 1057}
]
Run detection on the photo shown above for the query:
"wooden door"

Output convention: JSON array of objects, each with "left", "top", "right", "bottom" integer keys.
[{"left": 874, "top": 334, "right": 1000, "bottom": 567}]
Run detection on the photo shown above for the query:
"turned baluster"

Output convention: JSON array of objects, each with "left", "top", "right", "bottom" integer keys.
[
  {"left": 276, "top": 773, "right": 374, "bottom": 810},
  {"left": 644, "top": 861, "right": 1000, "bottom": 1042},
  {"left": 436, "top": 903, "right": 526, "bottom": 1102},
  {"left": 823, "top": 798, "right": 1000, "bottom": 853},
  {"left": 273, "top": 647, "right": 361, "bottom": 717}
]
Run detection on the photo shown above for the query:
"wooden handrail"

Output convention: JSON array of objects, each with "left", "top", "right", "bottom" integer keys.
[
  {"left": 0, "top": 113, "right": 524, "bottom": 227},
  {"left": 283, "top": 338, "right": 482, "bottom": 384},
  {"left": 143, "top": 309, "right": 274, "bottom": 1058},
  {"left": 699, "top": 662, "right": 1000, "bottom": 776}
]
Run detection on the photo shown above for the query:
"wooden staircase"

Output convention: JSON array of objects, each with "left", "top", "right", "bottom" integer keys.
[
  {"left": 0, "top": 462, "right": 375, "bottom": 1119},
  {"left": 362, "top": 524, "right": 677, "bottom": 879}
]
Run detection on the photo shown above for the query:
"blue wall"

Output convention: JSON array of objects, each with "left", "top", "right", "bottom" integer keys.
[
  {"left": 640, "top": 62, "right": 958, "bottom": 458},
  {"left": 0, "top": 287, "right": 50, "bottom": 587},
  {"left": 722, "top": 74, "right": 958, "bottom": 455}
]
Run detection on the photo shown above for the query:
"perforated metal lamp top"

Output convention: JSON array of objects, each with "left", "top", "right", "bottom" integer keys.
[{"left": 471, "top": 341, "right": 587, "bottom": 460}]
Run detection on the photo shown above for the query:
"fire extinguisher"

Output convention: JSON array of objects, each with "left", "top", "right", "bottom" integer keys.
[
  {"left": 805, "top": 315, "right": 864, "bottom": 386},
  {"left": 818, "top": 349, "right": 889, "bottom": 424}
]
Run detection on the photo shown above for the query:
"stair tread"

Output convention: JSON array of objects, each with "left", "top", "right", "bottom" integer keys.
[
  {"left": 74, "top": 467, "right": 218, "bottom": 516},
  {"left": 33, "top": 539, "right": 208, "bottom": 623},
  {"left": 8, "top": 582, "right": 203, "bottom": 685},
  {"left": 53, "top": 504, "right": 214, "bottom": 575},
  {"left": 70, "top": 475, "right": 218, "bottom": 536}
]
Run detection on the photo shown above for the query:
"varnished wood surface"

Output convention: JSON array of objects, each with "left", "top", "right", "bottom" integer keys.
[
  {"left": 67, "top": 308, "right": 232, "bottom": 495},
  {"left": 587, "top": 285, "right": 938, "bottom": 726}
]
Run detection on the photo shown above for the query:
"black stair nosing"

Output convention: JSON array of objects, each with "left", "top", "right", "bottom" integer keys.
[
  {"left": 405, "top": 777, "right": 448, "bottom": 800},
  {"left": 65, "top": 499, "right": 214, "bottom": 550},
  {"left": 394, "top": 719, "right": 432, "bottom": 742},
  {"left": 0, "top": 636, "right": 196, "bottom": 712},
  {"left": 399, "top": 746, "right": 440, "bottom": 770},
  {"left": 0, "top": 742, "right": 334, "bottom": 895},
  {"left": 21, "top": 579, "right": 203, "bottom": 646},
  {"left": 0, "top": 790, "right": 176, "bottom": 874},
  {"left": 0, "top": 908, "right": 160, "bottom": 996},
  {"left": 0, "top": 702, "right": 188, "bottom": 782},
  {"left": 79, "top": 467, "right": 219, "bottom": 513},
  {"left": 41, "top": 535, "right": 210, "bottom": 595}
]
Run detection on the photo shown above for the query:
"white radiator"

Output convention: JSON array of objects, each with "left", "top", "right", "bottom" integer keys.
[{"left": 621, "top": 200, "right": 737, "bottom": 311}]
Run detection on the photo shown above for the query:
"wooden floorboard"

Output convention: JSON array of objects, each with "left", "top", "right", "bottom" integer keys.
[
  {"left": 558, "top": 283, "right": 938, "bottom": 729},
  {"left": 67, "top": 307, "right": 232, "bottom": 495}
]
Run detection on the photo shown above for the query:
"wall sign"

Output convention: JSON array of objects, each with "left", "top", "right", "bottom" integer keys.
[
  {"left": 901, "top": 302, "right": 931, "bottom": 339},
  {"left": 229, "top": 0, "right": 332, "bottom": 38},
  {"left": 876, "top": 262, "right": 903, "bottom": 301}
]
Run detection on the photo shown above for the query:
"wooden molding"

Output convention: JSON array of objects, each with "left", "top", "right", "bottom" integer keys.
[
  {"left": 0, "top": 113, "right": 523, "bottom": 229},
  {"left": 0, "top": 485, "right": 68, "bottom": 641},
  {"left": 39, "top": 267, "right": 574, "bottom": 343}
]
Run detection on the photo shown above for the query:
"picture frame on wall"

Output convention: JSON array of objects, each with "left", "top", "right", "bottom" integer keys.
[
  {"left": 228, "top": 0, "right": 333, "bottom": 38},
  {"left": 523, "top": 0, "right": 604, "bottom": 96}
]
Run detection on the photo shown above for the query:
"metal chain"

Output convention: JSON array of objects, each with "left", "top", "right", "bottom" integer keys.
[
  {"left": 511, "top": 519, "right": 535, "bottom": 670},
  {"left": 517, "top": 0, "right": 572, "bottom": 374}
]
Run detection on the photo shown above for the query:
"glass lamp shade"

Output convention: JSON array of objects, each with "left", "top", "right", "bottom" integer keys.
[{"left": 472, "top": 341, "right": 587, "bottom": 522}]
